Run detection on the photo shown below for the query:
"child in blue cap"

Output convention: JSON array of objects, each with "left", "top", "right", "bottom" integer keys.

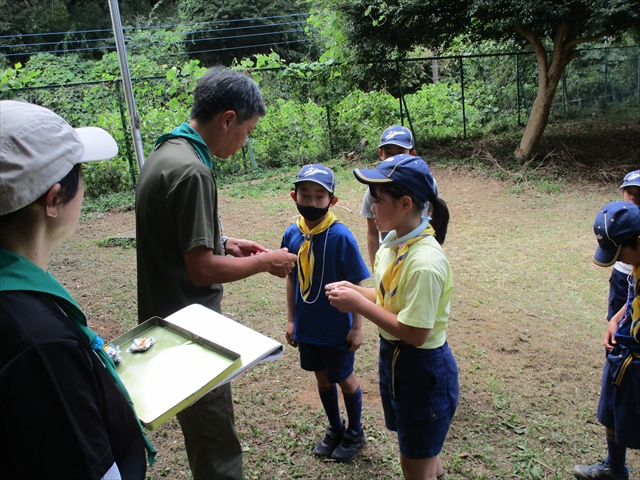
[
  {"left": 360, "top": 126, "right": 417, "bottom": 269},
  {"left": 573, "top": 201, "right": 640, "bottom": 480},
  {"left": 327, "top": 154, "right": 457, "bottom": 480},
  {"left": 607, "top": 171, "right": 640, "bottom": 323},
  {"left": 281, "top": 164, "right": 371, "bottom": 462}
]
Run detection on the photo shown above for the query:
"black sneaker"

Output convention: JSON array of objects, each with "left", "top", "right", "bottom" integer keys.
[
  {"left": 312, "top": 424, "right": 344, "bottom": 458},
  {"left": 573, "top": 461, "right": 629, "bottom": 480},
  {"left": 331, "top": 428, "right": 366, "bottom": 462}
]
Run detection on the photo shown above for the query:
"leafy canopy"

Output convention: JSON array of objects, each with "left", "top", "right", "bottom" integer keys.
[{"left": 322, "top": 0, "right": 640, "bottom": 58}]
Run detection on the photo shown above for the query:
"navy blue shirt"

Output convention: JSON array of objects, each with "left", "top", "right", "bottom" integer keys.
[{"left": 282, "top": 221, "right": 370, "bottom": 346}]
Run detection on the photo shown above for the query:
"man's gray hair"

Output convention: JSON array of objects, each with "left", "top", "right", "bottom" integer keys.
[{"left": 191, "top": 66, "right": 266, "bottom": 124}]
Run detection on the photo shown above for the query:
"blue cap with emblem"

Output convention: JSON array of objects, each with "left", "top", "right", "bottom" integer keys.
[
  {"left": 353, "top": 154, "right": 436, "bottom": 204},
  {"left": 593, "top": 201, "right": 640, "bottom": 267},
  {"left": 620, "top": 170, "right": 640, "bottom": 189},
  {"left": 294, "top": 164, "right": 335, "bottom": 195},
  {"left": 378, "top": 125, "right": 414, "bottom": 150}
]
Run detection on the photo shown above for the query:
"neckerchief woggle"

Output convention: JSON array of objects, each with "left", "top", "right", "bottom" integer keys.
[
  {"left": 155, "top": 122, "right": 213, "bottom": 170},
  {"left": 0, "top": 249, "right": 157, "bottom": 465},
  {"left": 296, "top": 212, "right": 338, "bottom": 300},
  {"left": 377, "top": 216, "right": 435, "bottom": 309}
]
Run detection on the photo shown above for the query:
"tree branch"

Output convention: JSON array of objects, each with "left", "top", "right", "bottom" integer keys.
[
  {"left": 566, "top": 30, "right": 609, "bottom": 50},
  {"left": 514, "top": 25, "right": 548, "bottom": 89}
]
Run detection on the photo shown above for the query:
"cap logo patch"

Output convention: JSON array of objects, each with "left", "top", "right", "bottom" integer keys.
[
  {"left": 384, "top": 130, "right": 408, "bottom": 141},
  {"left": 302, "top": 167, "right": 330, "bottom": 177}
]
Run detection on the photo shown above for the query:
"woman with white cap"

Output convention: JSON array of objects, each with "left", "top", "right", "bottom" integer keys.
[{"left": 0, "top": 100, "right": 154, "bottom": 479}]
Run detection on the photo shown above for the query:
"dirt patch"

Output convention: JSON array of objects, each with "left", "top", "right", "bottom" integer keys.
[{"left": 52, "top": 163, "right": 639, "bottom": 479}]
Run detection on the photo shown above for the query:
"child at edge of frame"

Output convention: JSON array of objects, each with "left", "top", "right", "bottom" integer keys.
[
  {"left": 607, "top": 170, "right": 640, "bottom": 323},
  {"left": 326, "top": 154, "right": 458, "bottom": 480},
  {"left": 573, "top": 200, "right": 640, "bottom": 480},
  {"left": 281, "top": 164, "right": 371, "bottom": 462}
]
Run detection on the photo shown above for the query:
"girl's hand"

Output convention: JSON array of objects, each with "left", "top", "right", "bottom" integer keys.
[
  {"left": 325, "top": 281, "right": 355, "bottom": 292},
  {"left": 604, "top": 317, "right": 618, "bottom": 351},
  {"left": 326, "top": 285, "right": 364, "bottom": 313}
]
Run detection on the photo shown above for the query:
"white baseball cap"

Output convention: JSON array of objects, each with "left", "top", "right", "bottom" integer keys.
[{"left": 0, "top": 100, "right": 118, "bottom": 215}]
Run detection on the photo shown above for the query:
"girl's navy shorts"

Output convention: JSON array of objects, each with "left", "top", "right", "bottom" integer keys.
[
  {"left": 299, "top": 342, "right": 354, "bottom": 384},
  {"left": 379, "top": 337, "right": 459, "bottom": 459}
]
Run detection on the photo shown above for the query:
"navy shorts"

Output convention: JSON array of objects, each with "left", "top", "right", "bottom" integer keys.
[
  {"left": 597, "top": 347, "right": 640, "bottom": 449},
  {"left": 298, "top": 342, "right": 354, "bottom": 384},
  {"left": 608, "top": 269, "right": 631, "bottom": 320},
  {"left": 379, "top": 337, "right": 458, "bottom": 459}
]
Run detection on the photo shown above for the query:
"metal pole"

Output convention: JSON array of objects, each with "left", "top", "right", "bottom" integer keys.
[
  {"left": 516, "top": 53, "right": 521, "bottom": 126},
  {"left": 108, "top": 0, "right": 145, "bottom": 169},
  {"left": 397, "top": 60, "right": 404, "bottom": 125},
  {"left": 115, "top": 80, "right": 137, "bottom": 186},
  {"left": 459, "top": 57, "right": 466, "bottom": 139}
]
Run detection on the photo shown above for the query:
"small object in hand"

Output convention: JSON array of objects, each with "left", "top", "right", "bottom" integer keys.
[
  {"left": 104, "top": 343, "right": 122, "bottom": 363},
  {"left": 128, "top": 337, "right": 155, "bottom": 353},
  {"left": 326, "top": 284, "right": 333, "bottom": 291}
]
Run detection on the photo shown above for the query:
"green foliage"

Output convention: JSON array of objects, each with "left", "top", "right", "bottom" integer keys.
[
  {"left": 177, "top": 0, "right": 312, "bottom": 66},
  {"left": 82, "top": 190, "right": 136, "bottom": 213},
  {"left": 0, "top": 62, "right": 37, "bottom": 95},
  {"left": 250, "top": 98, "right": 329, "bottom": 167}
]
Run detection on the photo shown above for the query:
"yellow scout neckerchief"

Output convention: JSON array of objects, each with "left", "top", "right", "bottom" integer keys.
[
  {"left": 378, "top": 217, "right": 435, "bottom": 309},
  {"left": 296, "top": 212, "right": 338, "bottom": 300},
  {"left": 631, "top": 266, "right": 640, "bottom": 340}
]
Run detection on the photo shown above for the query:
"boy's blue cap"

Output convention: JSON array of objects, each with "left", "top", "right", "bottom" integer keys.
[
  {"left": 294, "top": 164, "right": 335, "bottom": 194},
  {"left": 353, "top": 154, "right": 436, "bottom": 204},
  {"left": 620, "top": 170, "right": 640, "bottom": 189},
  {"left": 593, "top": 201, "right": 640, "bottom": 267},
  {"left": 378, "top": 125, "right": 414, "bottom": 150}
]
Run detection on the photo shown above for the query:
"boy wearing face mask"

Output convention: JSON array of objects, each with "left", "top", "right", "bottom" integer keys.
[{"left": 281, "top": 164, "right": 370, "bottom": 462}]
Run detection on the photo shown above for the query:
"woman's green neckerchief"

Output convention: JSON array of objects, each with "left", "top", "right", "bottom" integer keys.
[
  {"left": 155, "top": 122, "right": 213, "bottom": 170},
  {"left": 0, "top": 248, "right": 157, "bottom": 465}
]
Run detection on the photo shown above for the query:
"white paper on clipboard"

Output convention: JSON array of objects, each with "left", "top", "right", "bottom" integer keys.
[{"left": 165, "top": 303, "right": 285, "bottom": 388}]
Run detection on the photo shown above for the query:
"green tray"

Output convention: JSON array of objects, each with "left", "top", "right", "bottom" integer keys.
[{"left": 110, "top": 316, "right": 241, "bottom": 430}]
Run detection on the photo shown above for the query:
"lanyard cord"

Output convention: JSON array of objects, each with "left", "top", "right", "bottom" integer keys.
[{"left": 298, "top": 225, "right": 331, "bottom": 304}]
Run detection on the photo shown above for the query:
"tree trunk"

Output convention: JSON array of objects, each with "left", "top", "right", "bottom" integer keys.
[{"left": 515, "top": 76, "right": 561, "bottom": 159}]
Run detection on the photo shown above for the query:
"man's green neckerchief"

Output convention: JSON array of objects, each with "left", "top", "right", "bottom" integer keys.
[
  {"left": 0, "top": 249, "right": 157, "bottom": 465},
  {"left": 154, "top": 122, "right": 213, "bottom": 170}
]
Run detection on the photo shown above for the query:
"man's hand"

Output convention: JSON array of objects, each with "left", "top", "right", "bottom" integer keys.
[
  {"left": 226, "top": 237, "right": 268, "bottom": 257},
  {"left": 264, "top": 248, "right": 297, "bottom": 278}
]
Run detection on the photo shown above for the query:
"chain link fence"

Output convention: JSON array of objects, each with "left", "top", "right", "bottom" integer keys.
[{"left": 4, "top": 46, "right": 638, "bottom": 191}]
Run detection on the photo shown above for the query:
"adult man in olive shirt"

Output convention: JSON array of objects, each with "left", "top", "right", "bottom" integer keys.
[{"left": 136, "top": 67, "right": 296, "bottom": 480}]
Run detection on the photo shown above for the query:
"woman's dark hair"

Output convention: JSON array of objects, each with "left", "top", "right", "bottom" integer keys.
[
  {"left": 191, "top": 66, "right": 266, "bottom": 124},
  {"left": 56, "top": 164, "right": 83, "bottom": 207},
  {"left": 371, "top": 183, "right": 450, "bottom": 245},
  {"left": 0, "top": 164, "right": 82, "bottom": 226}
]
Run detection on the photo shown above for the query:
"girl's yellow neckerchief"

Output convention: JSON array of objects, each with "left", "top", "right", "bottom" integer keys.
[{"left": 377, "top": 216, "right": 435, "bottom": 309}]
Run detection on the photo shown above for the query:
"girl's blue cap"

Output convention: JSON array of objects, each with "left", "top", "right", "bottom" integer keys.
[
  {"left": 353, "top": 154, "right": 436, "bottom": 204},
  {"left": 593, "top": 201, "right": 640, "bottom": 267}
]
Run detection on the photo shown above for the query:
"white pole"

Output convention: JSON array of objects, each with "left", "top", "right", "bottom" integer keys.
[{"left": 107, "top": 0, "right": 145, "bottom": 168}]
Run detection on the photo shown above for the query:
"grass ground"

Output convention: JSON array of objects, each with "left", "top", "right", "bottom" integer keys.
[{"left": 52, "top": 118, "right": 640, "bottom": 479}]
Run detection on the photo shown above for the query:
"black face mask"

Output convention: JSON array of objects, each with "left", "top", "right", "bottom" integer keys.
[{"left": 296, "top": 203, "right": 329, "bottom": 222}]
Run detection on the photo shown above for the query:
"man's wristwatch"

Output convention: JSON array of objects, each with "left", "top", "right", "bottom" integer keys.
[{"left": 221, "top": 236, "right": 229, "bottom": 255}]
